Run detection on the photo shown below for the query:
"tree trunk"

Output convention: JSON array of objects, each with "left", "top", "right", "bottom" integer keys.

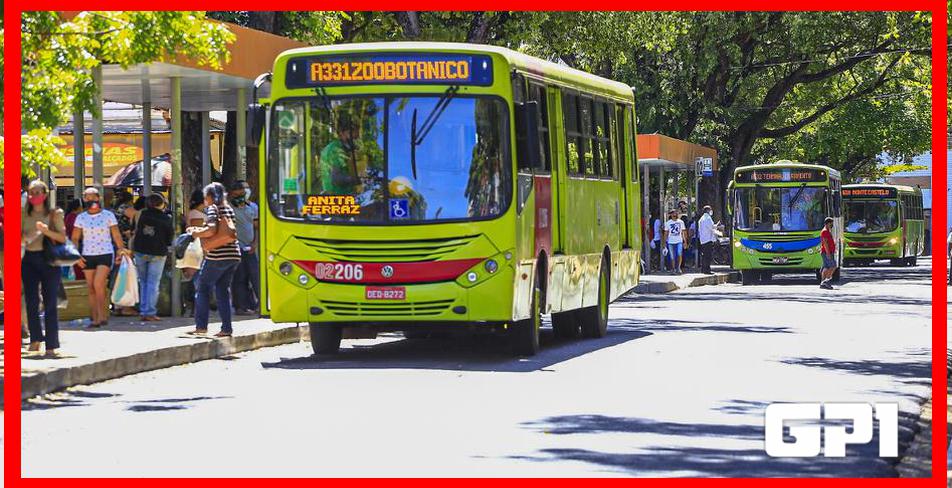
[
  {"left": 222, "top": 111, "right": 238, "bottom": 187},
  {"left": 394, "top": 12, "right": 421, "bottom": 38},
  {"left": 248, "top": 12, "right": 279, "bottom": 33},
  {"left": 181, "top": 111, "right": 203, "bottom": 219}
]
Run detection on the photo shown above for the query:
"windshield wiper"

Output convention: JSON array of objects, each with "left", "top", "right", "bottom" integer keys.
[
  {"left": 410, "top": 85, "right": 460, "bottom": 179},
  {"left": 787, "top": 183, "right": 808, "bottom": 210}
]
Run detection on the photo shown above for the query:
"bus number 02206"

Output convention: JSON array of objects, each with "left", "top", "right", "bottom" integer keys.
[{"left": 312, "top": 263, "right": 364, "bottom": 281}]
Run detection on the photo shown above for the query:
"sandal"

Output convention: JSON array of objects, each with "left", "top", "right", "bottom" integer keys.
[
  {"left": 213, "top": 331, "right": 232, "bottom": 338},
  {"left": 186, "top": 329, "right": 208, "bottom": 336}
]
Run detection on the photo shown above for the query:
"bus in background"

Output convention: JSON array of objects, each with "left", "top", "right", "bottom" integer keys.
[
  {"left": 249, "top": 42, "right": 643, "bottom": 356},
  {"left": 842, "top": 184, "right": 924, "bottom": 267},
  {"left": 727, "top": 161, "right": 843, "bottom": 285}
]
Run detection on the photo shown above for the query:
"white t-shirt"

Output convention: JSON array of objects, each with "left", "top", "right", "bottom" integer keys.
[
  {"left": 652, "top": 218, "right": 662, "bottom": 242},
  {"left": 665, "top": 219, "right": 685, "bottom": 244},
  {"left": 74, "top": 210, "right": 118, "bottom": 256}
]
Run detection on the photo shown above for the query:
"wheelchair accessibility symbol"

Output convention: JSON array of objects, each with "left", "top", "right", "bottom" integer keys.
[{"left": 390, "top": 198, "right": 410, "bottom": 220}]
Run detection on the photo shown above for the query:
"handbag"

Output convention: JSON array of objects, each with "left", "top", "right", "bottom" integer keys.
[
  {"left": 173, "top": 232, "right": 194, "bottom": 259},
  {"left": 200, "top": 208, "right": 237, "bottom": 251},
  {"left": 43, "top": 237, "right": 82, "bottom": 267}
]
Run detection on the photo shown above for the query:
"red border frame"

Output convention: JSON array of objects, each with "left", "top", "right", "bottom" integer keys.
[{"left": 4, "top": 3, "right": 948, "bottom": 485}]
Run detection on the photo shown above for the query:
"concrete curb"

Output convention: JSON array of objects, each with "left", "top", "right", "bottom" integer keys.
[
  {"left": 633, "top": 271, "right": 739, "bottom": 294},
  {"left": 20, "top": 325, "right": 304, "bottom": 401},
  {"left": 895, "top": 396, "right": 933, "bottom": 477}
]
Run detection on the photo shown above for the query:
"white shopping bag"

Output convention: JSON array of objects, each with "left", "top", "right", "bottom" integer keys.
[
  {"left": 176, "top": 238, "right": 204, "bottom": 269},
  {"left": 111, "top": 255, "right": 139, "bottom": 307}
]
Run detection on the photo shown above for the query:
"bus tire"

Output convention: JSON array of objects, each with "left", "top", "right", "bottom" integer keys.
[
  {"left": 815, "top": 270, "right": 823, "bottom": 284},
  {"left": 890, "top": 258, "right": 903, "bottom": 267},
  {"left": 309, "top": 323, "right": 342, "bottom": 354},
  {"left": 552, "top": 311, "right": 580, "bottom": 339},
  {"left": 579, "top": 259, "right": 610, "bottom": 338},
  {"left": 741, "top": 270, "right": 757, "bottom": 285},
  {"left": 760, "top": 272, "right": 773, "bottom": 282},
  {"left": 403, "top": 330, "right": 429, "bottom": 340},
  {"left": 832, "top": 268, "right": 841, "bottom": 282},
  {"left": 910, "top": 257, "right": 918, "bottom": 266},
  {"left": 511, "top": 273, "right": 541, "bottom": 356}
]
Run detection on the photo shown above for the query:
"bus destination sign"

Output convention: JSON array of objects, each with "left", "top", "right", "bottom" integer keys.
[
  {"left": 285, "top": 53, "right": 494, "bottom": 88},
  {"left": 735, "top": 168, "right": 825, "bottom": 184},
  {"left": 842, "top": 187, "right": 897, "bottom": 198}
]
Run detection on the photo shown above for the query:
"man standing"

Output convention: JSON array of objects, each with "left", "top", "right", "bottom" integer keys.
[
  {"left": 662, "top": 209, "right": 688, "bottom": 275},
  {"left": 819, "top": 216, "right": 838, "bottom": 290},
  {"left": 229, "top": 180, "right": 260, "bottom": 315},
  {"left": 698, "top": 205, "right": 722, "bottom": 274},
  {"left": 648, "top": 211, "right": 662, "bottom": 271}
]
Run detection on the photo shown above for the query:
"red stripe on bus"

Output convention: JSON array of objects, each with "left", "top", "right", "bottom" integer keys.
[{"left": 293, "top": 258, "right": 484, "bottom": 284}]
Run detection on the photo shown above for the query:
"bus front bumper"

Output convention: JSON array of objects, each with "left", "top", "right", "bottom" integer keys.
[
  {"left": 844, "top": 237, "right": 901, "bottom": 260},
  {"left": 732, "top": 246, "right": 824, "bottom": 271}
]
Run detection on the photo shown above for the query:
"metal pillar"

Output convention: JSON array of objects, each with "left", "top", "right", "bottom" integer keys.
[
  {"left": 642, "top": 163, "right": 650, "bottom": 270},
  {"left": 236, "top": 87, "right": 247, "bottom": 179},
  {"left": 91, "top": 65, "right": 104, "bottom": 194},
  {"left": 201, "top": 112, "right": 211, "bottom": 186},
  {"left": 142, "top": 102, "right": 152, "bottom": 196},
  {"left": 170, "top": 77, "right": 183, "bottom": 317},
  {"left": 658, "top": 165, "right": 665, "bottom": 272},
  {"left": 142, "top": 71, "right": 153, "bottom": 197},
  {"left": 72, "top": 111, "right": 85, "bottom": 199}
]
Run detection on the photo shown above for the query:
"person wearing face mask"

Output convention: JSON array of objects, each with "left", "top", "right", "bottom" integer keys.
[
  {"left": 228, "top": 180, "right": 260, "bottom": 316},
  {"left": 131, "top": 193, "right": 173, "bottom": 321},
  {"left": 72, "top": 187, "right": 132, "bottom": 327},
  {"left": 698, "top": 205, "right": 722, "bottom": 275},
  {"left": 21, "top": 180, "right": 67, "bottom": 356}
]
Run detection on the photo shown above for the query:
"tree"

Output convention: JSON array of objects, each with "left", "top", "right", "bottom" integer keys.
[{"left": 21, "top": 11, "right": 236, "bottom": 177}]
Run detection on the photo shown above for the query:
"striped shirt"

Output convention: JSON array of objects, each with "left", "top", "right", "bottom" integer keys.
[{"left": 204, "top": 204, "right": 241, "bottom": 261}]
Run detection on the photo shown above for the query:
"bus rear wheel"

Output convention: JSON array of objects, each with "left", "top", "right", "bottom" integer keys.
[
  {"left": 309, "top": 324, "right": 342, "bottom": 354},
  {"left": 552, "top": 310, "right": 580, "bottom": 339},
  {"left": 511, "top": 272, "right": 541, "bottom": 356},
  {"left": 579, "top": 259, "right": 609, "bottom": 338}
]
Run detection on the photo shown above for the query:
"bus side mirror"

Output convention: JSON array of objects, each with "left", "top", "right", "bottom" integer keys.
[
  {"left": 247, "top": 103, "right": 266, "bottom": 149},
  {"left": 515, "top": 101, "right": 542, "bottom": 170}
]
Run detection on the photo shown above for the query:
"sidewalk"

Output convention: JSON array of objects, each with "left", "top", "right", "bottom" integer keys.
[
  {"left": 633, "top": 265, "right": 738, "bottom": 294},
  {"left": 16, "top": 315, "right": 304, "bottom": 401}
]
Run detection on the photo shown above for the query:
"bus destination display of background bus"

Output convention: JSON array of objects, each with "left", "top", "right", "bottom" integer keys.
[
  {"left": 285, "top": 53, "right": 494, "bottom": 87},
  {"left": 842, "top": 187, "right": 898, "bottom": 198},
  {"left": 735, "top": 168, "right": 826, "bottom": 183}
]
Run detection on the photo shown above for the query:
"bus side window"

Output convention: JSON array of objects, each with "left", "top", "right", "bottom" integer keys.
[
  {"left": 628, "top": 105, "right": 638, "bottom": 181},
  {"left": 513, "top": 73, "right": 531, "bottom": 173},
  {"left": 580, "top": 95, "right": 596, "bottom": 176},
  {"left": 562, "top": 91, "right": 582, "bottom": 176},
  {"left": 594, "top": 99, "right": 611, "bottom": 178},
  {"left": 528, "top": 82, "right": 551, "bottom": 172}
]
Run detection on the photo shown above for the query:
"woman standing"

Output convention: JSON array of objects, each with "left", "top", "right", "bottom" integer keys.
[
  {"left": 63, "top": 198, "right": 84, "bottom": 280},
  {"left": 180, "top": 190, "right": 207, "bottom": 316},
  {"left": 187, "top": 183, "right": 240, "bottom": 337},
  {"left": 71, "top": 187, "right": 132, "bottom": 327},
  {"left": 21, "top": 180, "right": 67, "bottom": 356},
  {"left": 132, "top": 193, "right": 173, "bottom": 321}
]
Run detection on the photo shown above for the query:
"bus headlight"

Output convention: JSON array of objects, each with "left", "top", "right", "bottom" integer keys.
[
  {"left": 298, "top": 274, "right": 310, "bottom": 285},
  {"left": 467, "top": 271, "right": 479, "bottom": 283},
  {"left": 279, "top": 261, "right": 293, "bottom": 275},
  {"left": 484, "top": 259, "right": 499, "bottom": 274},
  {"left": 734, "top": 240, "right": 742, "bottom": 248},
  {"left": 888, "top": 237, "right": 898, "bottom": 245}
]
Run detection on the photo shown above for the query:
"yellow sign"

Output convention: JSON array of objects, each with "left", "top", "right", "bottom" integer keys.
[
  {"left": 57, "top": 143, "right": 143, "bottom": 166},
  {"left": 301, "top": 195, "right": 361, "bottom": 216}
]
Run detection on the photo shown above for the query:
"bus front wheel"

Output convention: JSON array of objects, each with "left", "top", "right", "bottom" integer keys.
[
  {"left": 579, "top": 259, "right": 609, "bottom": 338},
  {"left": 309, "top": 323, "right": 342, "bottom": 355},
  {"left": 741, "top": 270, "right": 758, "bottom": 285},
  {"left": 511, "top": 273, "right": 541, "bottom": 356}
]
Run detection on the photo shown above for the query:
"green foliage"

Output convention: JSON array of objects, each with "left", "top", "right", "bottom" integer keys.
[{"left": 21, "top": 11, "right": 236, "bottom": 175}]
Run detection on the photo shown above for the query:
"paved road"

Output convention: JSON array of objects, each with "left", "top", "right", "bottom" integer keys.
[{"left": 22, "top": 260, "right": 932, "bottom": 477}]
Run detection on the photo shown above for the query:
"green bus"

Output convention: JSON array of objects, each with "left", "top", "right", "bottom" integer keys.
[
  {"left": 842, "top": 184, "right": 924, "bottom": 266},
  {"left": 727, "top": 161, "right": 843, "bottom": 285},
  {"left": 250, "top": 42, "right": 643, "bottom": 355}
]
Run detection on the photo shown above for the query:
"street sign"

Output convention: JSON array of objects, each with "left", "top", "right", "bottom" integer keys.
[{"left": 696, "top": 157, "right": 714, "bottom": 177}]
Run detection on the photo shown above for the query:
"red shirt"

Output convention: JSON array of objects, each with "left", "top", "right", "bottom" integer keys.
[{"left": 820, "top": 227, "right": 835, "bottom": 254}]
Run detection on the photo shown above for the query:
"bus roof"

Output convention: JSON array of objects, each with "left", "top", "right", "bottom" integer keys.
[
  {"left": 843, "top": 183, "right": 921, "bottom": 193},
  {"left": 733, "top": 161, "right": 841, "bottom": 179},
  {"left": 276, "top": 42, "right": 635, "bottom": 100}
]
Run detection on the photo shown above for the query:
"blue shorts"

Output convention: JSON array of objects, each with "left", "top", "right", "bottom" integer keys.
[
  {"left": 667, "top": 242, "right": 683, "bottom": 261},
  {"left": 821, "top": 253, "right": 836, "bottom": 269}
]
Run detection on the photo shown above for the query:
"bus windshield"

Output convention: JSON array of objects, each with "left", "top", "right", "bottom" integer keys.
[
  {"left": 268, "top": 95, "right": 511, "bottom": 223},
  {"left": 734, "top": 186, "right": 827, "bottom": 232},
  {"left": 845, "top": 200, "right": 898, "bottom": 234}
]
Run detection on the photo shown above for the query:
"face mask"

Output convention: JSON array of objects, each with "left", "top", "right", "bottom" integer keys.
[
  {"left": 84, "top": 200, "right": 101, "bottom": 211},
  {"left": 28, "top": 194, "right": 47, "bottom": 206},
  {"left": 244, "top": 188, "right": 252, "bottom": 199},
  {"left": 231, "top": 196, "right": 245, "bottom": 206}
]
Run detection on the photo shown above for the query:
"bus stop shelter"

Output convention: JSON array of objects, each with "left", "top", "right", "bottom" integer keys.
[
  {"left": 56, "top": 15, "right": 306, "bottom": 316},
  {"left": 637, "top": 134, "right": 719, "bottom": 273}
]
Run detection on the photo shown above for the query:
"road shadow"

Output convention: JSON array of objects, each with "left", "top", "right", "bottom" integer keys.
[
  {"left": 22, "top": 389, "right": 231, "bottom": 411},
  {"left": 511, "top": 413, "right": 905, "bottom": 477},
  {"left": 262, "top": 319, "right": 653, "bottom": 373},
  {"left": 619, "top": 289, "right": 930, "bottom": 308},
  {"left": 778, "top": 356, "right": 932, "bottom": 387}
]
